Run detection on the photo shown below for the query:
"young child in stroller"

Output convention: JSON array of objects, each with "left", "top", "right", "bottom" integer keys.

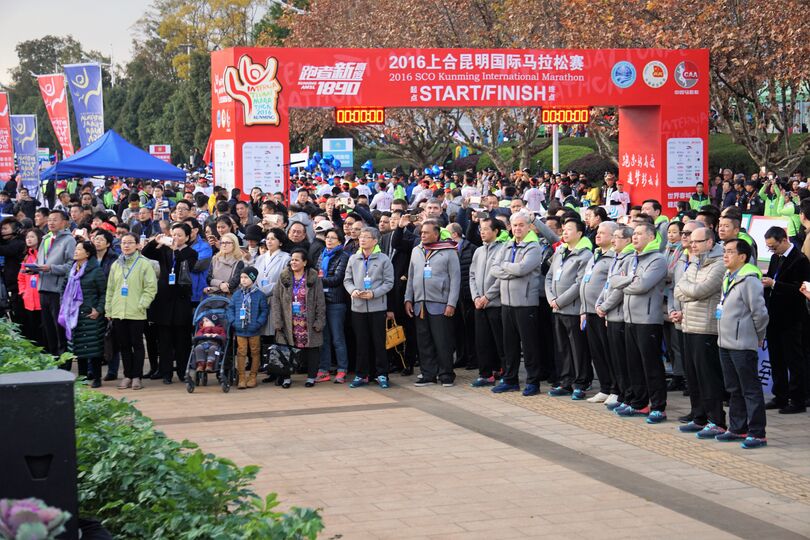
[{"left": 191, "top": 315, "right": 226, "bottom": 376}]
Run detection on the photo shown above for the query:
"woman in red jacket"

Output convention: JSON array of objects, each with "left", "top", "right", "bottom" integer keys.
[{"left": 17, "top": 228, "right": 43, "bottom": 345}]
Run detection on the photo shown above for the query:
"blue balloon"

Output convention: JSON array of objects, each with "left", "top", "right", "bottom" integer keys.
[
  {"left": 333, "top": 159, "right": 342, "bottom": 169},
  {"left": 304, "top": 163, "right": 315, "bottom": 172},
  {"left": 323, "top": 153, "right": 334, "bottom": 165},
  {"left": 424, "top": 167, "right": 431, "bottom": 176},
  {"left": 312, "top": 152, "right": 322, "bottom": 163},
  {"left": 431, "top": 165, "right": 441, "bottom": 175},
  {"left": 290, "top": 166, "right": 299, "bottom": 175},
  {"left": 361, "top": 159, "right": 373, "bottom": 171}
]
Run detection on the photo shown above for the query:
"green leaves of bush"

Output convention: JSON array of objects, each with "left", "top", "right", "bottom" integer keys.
[{"left": 0, "top": 320, "right": 68, "bottom": 375}]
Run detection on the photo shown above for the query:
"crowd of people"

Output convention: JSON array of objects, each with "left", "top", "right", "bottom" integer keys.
[{"left": 2, "top": 165, "right": 810, "bottom": 450}]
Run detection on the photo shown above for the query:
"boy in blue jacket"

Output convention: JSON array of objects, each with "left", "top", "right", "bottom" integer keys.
[{"left": 227, "top": 266, "right": 268, "bottom": 389}]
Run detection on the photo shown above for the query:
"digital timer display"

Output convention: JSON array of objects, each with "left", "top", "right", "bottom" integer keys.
[
  {"left": 335, "top": 107, "right": 386, "bottom": 125},
  {"left": 541, "top": 108, "right": 591, "bottom": 124}
]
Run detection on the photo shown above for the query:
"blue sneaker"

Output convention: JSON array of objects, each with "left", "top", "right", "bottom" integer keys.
[
  {"left": 349, "top": 376, "right": 368, "bottom": 388},
  {"left": 715, "top": 431, "right": 747, "bottom": 442},
  {"left": 492, "top": 382, "right": 520, "bottom": 393},
  {"left": 741, "top": 436, "right": 767, "bottom": 449},
  {"left": 471, "top": 376, "right": 496, "bottom": 387},
  {"left": 375, "top": 375, "right": 390, "bottom": 389},
  {"left": 522, "top": 384, "right": 540, "bottom": 396},
  {"left": 610, "top": 402, "right": 629, "bottom": 413},
  {"left": 616, "top": 406, "right": 650, "bottom": 417},
  {"left": 678, "top": 420, "right": 706, "bottom": 433},
  {"left": 548, "top": 386, "right": 573, "bottom": 397},
  {"left": 646, "top": 410, "right": 667, "bottom": 424},
  {"left": 696, "top": 423, "right": 726, "bottom": 440},
  {"left": 571, "top": 389, "right": 586, "bottom": 401}
]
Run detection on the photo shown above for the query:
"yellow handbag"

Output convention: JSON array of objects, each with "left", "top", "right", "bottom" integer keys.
[{"left": 385, "top": 318, "right": 406, "bottom": 349}]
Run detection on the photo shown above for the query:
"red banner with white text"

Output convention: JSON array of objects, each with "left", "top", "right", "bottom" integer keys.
[
  {"left": 0, "top": 93, "right": 14, "bottom": 182},
  {"left": 37, "top": 74, "right": 75, "bottom": 158}
]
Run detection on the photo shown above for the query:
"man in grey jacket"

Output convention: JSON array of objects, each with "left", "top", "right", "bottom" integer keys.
[
  {"left": 611, "top": 222, "right": 669, "bottom": 424},
  {"left": 580, "top": 221, "right": 619, "bottom": 404},
  {"left": 35, "top": 210, "right": 77, "bottom": 357},
  {"left": 674, "top": 227, "right": 728, "bottom": 437},
  {"left": 405, "top": 220, "right": 461, "bottom": 387},
  {"left": 490, "top": 211, "right": 544, "bottom": 396},
  {"left": 546, "top": 219, "right": 593, "bottom": 399},
  {"left": 596, "top": 225, "right": 636, "bottom": 410},
  {"left": 717, "top": 239, "right": 769, "bottom": 449},
  {"left": 469, "top": 218, "right": 507, "bottom": 387}
]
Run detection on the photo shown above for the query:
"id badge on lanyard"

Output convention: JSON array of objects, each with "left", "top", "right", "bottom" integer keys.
[
  {"left": 168, "top": 271, "right": 176, "bottom": 285},
  {"left": 423, "top": 265, "right": 432, "bottom": 279},
  {"left": 363, "top": 274, "right": 372, "bottom": 290},
  {"left": 292, "top": 301, "right": 302, "bottom": 315},
  {"left": 121, "top": 281, "right": 129, "bottom": 297}
]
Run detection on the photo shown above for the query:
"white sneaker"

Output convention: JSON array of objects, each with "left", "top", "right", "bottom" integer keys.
[
  {"left": 586, "top": 392, "right": 609, "bottom": 403},
  {"left": 604, "top": 394, "right": 620, "bottom": 407}
]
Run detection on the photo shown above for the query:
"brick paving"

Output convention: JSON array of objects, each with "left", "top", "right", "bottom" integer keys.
[{"left": 96, "top": 371, "right": 810, "bottom": 539}]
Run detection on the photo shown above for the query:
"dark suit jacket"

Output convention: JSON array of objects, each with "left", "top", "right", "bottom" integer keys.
[{"left": 765, "top": 246, "right": 810, "bottom": 323}]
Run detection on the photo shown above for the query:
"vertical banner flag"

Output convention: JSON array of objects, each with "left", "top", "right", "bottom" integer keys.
[
  {"left": 37, "top": 74, "right": 74, "bottom": 157},
  {"left": 0, "top": 93, "right": 14, "bottom": 182},
  {"left": 63, "top": 63, "right": 104, "bottom": 148},
  {"left": 10, "top": 115, "right": 39, "bottom": 190}
]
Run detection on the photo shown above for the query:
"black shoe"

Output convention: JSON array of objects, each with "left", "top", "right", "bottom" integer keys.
[
  {"left": 677, "top": 414, "right": 693, "bottom": 423},
  {"left": 778, "top": 404, "right": 807, "bottom": 414},
  {"left": 262, "top": 374, "right": 277, "bottom": 384},
  {"left": 162, "top": 376, "right": 173, "bottom": 385},
  {"left": 103, "top": 373, "right": 117, "bottom": 381},
  {"left": 275, "top": 377, "right": 284, "bottom": 386},
  {"left": 401, "top": 367, "right": 414, "bottom": 376},
  {"left": 765, "top": 399, "right": 785, "bottom": 410},
  {"left": 149, "top": 372, "right": 163, "bottom": 380},
  {"left": 667, "top": 376, "right": 685, "bottom": 391},
  {"left": 91, "top": 379, "right": 102, "bottom": 388}
]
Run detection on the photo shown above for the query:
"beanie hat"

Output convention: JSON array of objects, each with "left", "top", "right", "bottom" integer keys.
[{"left": 242, "top": 266, "right": 258, "bottom": 283}]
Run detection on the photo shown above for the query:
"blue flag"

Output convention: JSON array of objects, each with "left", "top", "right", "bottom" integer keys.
[
  {"left": 64, "top": 63, "right": 104, "bottom": 148},
  {"left": 10, "top": 114, "right": 38, "bottom": 191}
]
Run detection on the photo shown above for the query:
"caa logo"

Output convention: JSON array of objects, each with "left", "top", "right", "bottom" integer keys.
[
  {"left": 611, "top": 61, "right": 636, "bottom": 89},
  {"left": 643, "top": 61, "right": 668, "bottom": 88},
  {"left": 674, "top": 61, "right": 699, "bottom": 89}
]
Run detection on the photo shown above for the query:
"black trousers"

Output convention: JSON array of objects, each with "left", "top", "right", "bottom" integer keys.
[
  {"left": 537, "top": 298, "right": 556, "bottom": 382},
  {"left": 625, "top": 323, "right": 667, "bottom": 412},
  {"left": 114, "top": 319, "right": 146, "bottom": 379},
  {"left": 40, "top": 291, "right": 66, "bottom": 357},
  {"left": 684, "top": 332, "right": 726, "bottom": 427},
  {"left": 414, "top": 309, "right": 455, "bottom": 383},
  {"left": 352, "top": 311, "right": 388, "bottom": 378},
  {"left": 607, "top": 321, "right": 630, "bottom": 402},
  {"left": 766, "top": 322, "right": 805, "bottom": 406},
  {"left": 293, "top": 346, "right": 320, "bottom": 380},
  {"left": 75, "top": 357, "right": 102, "bottom": 381},
  {"left": 502, "top": 306, "right": 542, "bottom": 386},
  {"left": 720, "top": 348, "right": 766, "bottom": 438},
  {"left": 453, "top": 297, "right": 477, "bottom": 368},
  {"left": 157, "top": 323, "right": 192, "bottom": 379},
  {"left": 145, "top": 321, "right": 160, "bottom": 374},
  {"left": 20, "top": 307, "right": 43, "bottom": 347},
  {"left": 474, "top": 306, "right": 505, "bottom": 378},
  {"left": 586, "top": 313, "right": 615, "bottom": 394},
  {"left": 663, "top": 321, "right": 684, "bottom": 377},
  {"left": 552, "top": 313, "right": 589, "bottom": 390}
]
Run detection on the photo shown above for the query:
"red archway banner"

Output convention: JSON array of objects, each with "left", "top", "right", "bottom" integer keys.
[{"left": 211, "top": 47, "right": 709, "bottom": 212}]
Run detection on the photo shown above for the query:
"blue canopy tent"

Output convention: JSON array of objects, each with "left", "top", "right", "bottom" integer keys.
[{"left": 40, "top": 130, "right": 186, "bottom": 181}]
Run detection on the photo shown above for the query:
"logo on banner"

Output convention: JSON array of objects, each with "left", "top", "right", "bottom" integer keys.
[
  {"left": 298, "top": 62, "right": 367, "bottom": 96},
  {"left": 64, "top": 63, "right": 105, "bottom": 147},
  {"left": 643, "top": 61, "right": 668, "bottom": 88},
  {"left": 224, "top": 55, "right": 282, "bottom": 126},
  {"left": 10, "top": 114, "right": 38, "bottom": 188},
  {"left": 37, "top": 74, "right": 74, "bottom": 157},
  {"left": 611, "top": 61, "right": 636, "bottom": 89},
  {"left": 674, "top": 61, "right": 699, "bottom": 89},
  {"left": 12, "top": 120, "right": 36, "bottom": 150}
]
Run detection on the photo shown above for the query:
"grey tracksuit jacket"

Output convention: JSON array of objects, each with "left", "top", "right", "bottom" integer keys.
[
  {"left": 579, "top": 248, "right": 615, "bottom": 315},
  {"left": 609, "top": 245, "right": 667, "bottom": 325},
  {"left": 716, "top": 264, "right": 769, "bottom": 351},
  {"left": 469, "top": 241, "right": 506, "bottom": 308},
  {"left": 405, "top": 245, "right": 461, "bottom": 308},
  {"left": 36, "top": 229, "right": 77, "bottom": 293},
  {"left": 595, "top": 247, "right": 635, "bottom": 323},
  {"left": 545, "top": 237, "right": 593, "bottom": 316},
  {"left": 344, "top": 250, "right": 395, "bottom": 312},
  {"left": 491, "top": 232, "right": 543, "bottom": 307}
]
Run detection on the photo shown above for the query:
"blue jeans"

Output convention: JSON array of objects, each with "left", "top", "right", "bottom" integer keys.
[{"left": 320, "top": 303, "right": 348, "bottom": 372}]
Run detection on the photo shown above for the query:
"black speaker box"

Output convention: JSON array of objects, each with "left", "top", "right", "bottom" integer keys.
[{"left": 0, "top": 370, "right": 78, "bottom": 539}]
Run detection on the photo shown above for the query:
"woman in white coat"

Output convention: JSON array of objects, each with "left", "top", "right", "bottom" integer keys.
[{"left": 255, "top": 228, "right": 291, "bottom": 343}]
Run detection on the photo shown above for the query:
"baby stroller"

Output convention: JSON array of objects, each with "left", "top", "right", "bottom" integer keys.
[{"left": 186, "top": 295, "right": 235, "bottom": 393}]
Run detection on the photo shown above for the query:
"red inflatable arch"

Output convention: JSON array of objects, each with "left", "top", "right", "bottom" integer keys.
[{"left": 211, "top": 48, "right": 709, "bottom": 212}]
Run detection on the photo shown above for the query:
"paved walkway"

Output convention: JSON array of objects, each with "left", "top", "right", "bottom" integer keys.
[{"left": 97, "top": 371, "right": 810, "bottom": 539}]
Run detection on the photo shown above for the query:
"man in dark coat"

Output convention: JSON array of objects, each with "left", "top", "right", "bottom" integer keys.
[{"left": 448, "top": 222, "right": 478, "bottom": 369}]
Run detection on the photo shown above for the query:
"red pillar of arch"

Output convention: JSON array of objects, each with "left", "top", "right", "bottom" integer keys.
[{"left": 210, "top": 47, "right": 708, "bottom": 214}]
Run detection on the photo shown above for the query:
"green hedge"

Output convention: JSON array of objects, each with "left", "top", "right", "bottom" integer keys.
[{"left": 0, "top": 320, "right": 324, "bottom": 540}]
